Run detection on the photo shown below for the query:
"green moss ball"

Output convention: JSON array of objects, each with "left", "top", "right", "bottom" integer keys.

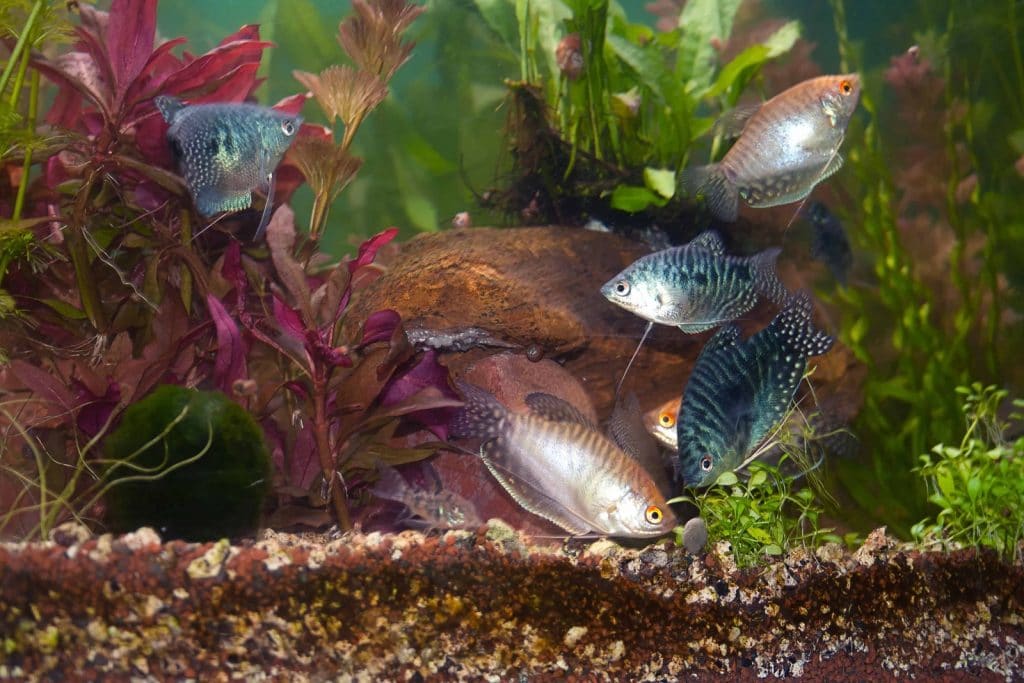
[{"left": 103, "top": 385, "right": 271, "bottom": 541}]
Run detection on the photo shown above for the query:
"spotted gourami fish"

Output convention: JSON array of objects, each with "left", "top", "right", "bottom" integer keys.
[
  {"left": 155, "top": 96, "right": 302, "bottom": 239},
  {"left": 371, "top": 463, "right": 482, "bottom": 530},
  {"left": 451, "top": 382, "right": 677, "bottom": 538},
  {"left": 683, "top": 74, "right": 861, "bottom": 222},
  {"left": 803, "top": 201, "right": 853, "bottom": 285},
  {"left": 676, "top": 291, "right": 834, "bottom": 487},
  {"left": 601, "top": 230, "right": 788, "bottom": 333}
]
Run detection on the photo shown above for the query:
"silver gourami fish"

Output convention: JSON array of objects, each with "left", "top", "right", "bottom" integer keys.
[
  {"left": 683, "top": 74, "right": 861, "bottom": 222},
  {"left": 644, "top": 396, "right": 681, "bottom": 451},
  {"left": 451, "top": 382, "right": 677, "bottom": 538},
  {"left": 676, "top": 291, "right": 834, "bottom": 487},
  {"left": 601, "top": 230, "right": 788, "bottom": 334},
  {"left": 155, "top": 96, "right": 302, "bottom": 239}
]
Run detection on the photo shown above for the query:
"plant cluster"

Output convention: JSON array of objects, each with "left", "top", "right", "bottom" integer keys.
[
  {"left": 912, "top": 384, "right": 1024, "bottom": 562},
  {"left": 674, "top": 459, "right": 844, "bottom": 569},
  {"left": 0, "top": 0, "right": 446, "bottom": 541},
  {"left": 824, "top": 0, "right": 1024, "bottom": 535},
  {"left": 472, "top": 0, "right": 804, "bottom": 225}
]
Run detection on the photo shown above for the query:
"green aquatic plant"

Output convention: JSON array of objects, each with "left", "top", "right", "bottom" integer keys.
[
  {"left": 911, "top": 384, "right": 1024, "bottom": 562},
  {"left": 674, "top": 459, "right": 841, "bottom": 569},
  {"left": 476, "top": 0, "right": 802, "bottom": 221}
]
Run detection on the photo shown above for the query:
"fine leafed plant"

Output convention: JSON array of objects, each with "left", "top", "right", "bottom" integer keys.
[
  {"left": 291, "top": 0, "right": 424, "bottom": 240},
  {"left": 911, "top": 384, "right": 1024, "bottom": 562}
]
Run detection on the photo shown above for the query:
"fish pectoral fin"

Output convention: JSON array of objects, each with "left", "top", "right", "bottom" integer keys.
[
  {"left": 817, "top": 152, "right": 845, "bottom": 183},
  {"left": 194, "top": 185, "right": 252, "bottom": 216},
  {"left": 713, "top": 104, "right": 762, "bottom": 139},
  {"left": 253, "top": 171, "right": 276, "bottom": 240},
  {"left": 524, "top": 392, "right": 596, "bottom": 429},
  {"left": 479, "top": 444, "right": 593, "bottom": 536}
]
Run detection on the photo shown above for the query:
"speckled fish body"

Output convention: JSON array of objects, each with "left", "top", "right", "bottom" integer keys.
[
  {"left": 601, "top": 230, "right": 787, "bottom": 333},
  {"left": 644, "top": 396, "right": 681, "bottom": 451},
  {"left": 155, "top": 96, "right": 301, "bottom": 234},
  {"left": 371, "top": 463, "right": 481, "bottom": 530},
  {"left": 676, "top": 292, "right": 834, "bottom": 487},
  {"left": 804, "top": 201, "right": 852, "bottom": 285},
  {"left": 683, "top": 74, "right": 861, "bottom": 221},
  {"left": 451, "top": 383, "right": 677, "bottom": 538}
]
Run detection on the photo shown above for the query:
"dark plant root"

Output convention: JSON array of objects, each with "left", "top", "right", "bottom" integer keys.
[{"left": 481, "top": 81, "right": 712, "bottom": 246}]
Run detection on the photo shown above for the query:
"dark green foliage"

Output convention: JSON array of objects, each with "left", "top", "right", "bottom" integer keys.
[{"left": 103, "top": 386, "right": 271, "bottom": 541}]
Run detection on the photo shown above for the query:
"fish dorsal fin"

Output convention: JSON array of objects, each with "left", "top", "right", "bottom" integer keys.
[
  {"left": 154, "top": 95, "right": 185, "bottom": 124},
  {"left": 607, "top": 393, "right": 672, "bottom": 496},
  {"left": 524, "top": 392, "right": 595, "bottom": 429},
  {"left": 714, "top": 103, "right": 762, "bottom": 139},
  {"left": 701, "top": 324, "right": 742, "bottom": 355},
  {"left": 687, "top": 230, "right": 725, "bottom": 255},
  {"left": 750, "top": 247, "right": 789, "bottom": 305},
  {"left": 479, "top": 441, "right": 594, "bottom": 536}
]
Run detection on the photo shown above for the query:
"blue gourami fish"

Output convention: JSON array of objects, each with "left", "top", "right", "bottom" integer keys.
[
  {"left": 371, "top": 463, "right": 482, "bottom": 530},
  {"left": 803, "top": 201, "right": 853, "bottom": 285},
  {"left": 683, "top": 75, "right": 861, "bottom": 222},
  {"left": 601, "top": 230, "right": 788, "bottom": 333},
  {"left": 676, "top": 291, "right": 834, "bottom": 487},
  {"left": 155, "top": 96, "right": 302, "bottom": 239},
  {"left": 450, "top": 382, "right": 677, "bottom": 538}
]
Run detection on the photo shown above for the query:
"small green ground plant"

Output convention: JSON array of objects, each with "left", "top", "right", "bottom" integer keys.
[
  {"left": 912, "top": 384, "right": 1024, "bottom": 562},
  {"left": 674, "top": 458, "right": 843, "bottom": 568}
]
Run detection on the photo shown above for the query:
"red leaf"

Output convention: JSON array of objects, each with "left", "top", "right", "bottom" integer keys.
[
  {"left": 273, "top": 295, "right": 309, "bottom": 348},
  {"left": 273, "top": 93, "right": 309, "bottom": 116},
  {"left": 157, "top": 40, "right": 271, "bottom": 99},
  {"left": 360, "top": 309, "right": 401, "bottom": 346},
  {"left": 379, "top": 351, "right": 459, "bottom": 440},
  {"left": 106, "top": 0, "right": 158, "bottom": 99},
  {"left": 207, "top": 294, "right": 248, "bottom": 394},
  {"left": 220, "top": 24, "right": 262, "bottom": 45},
  {"left": 348, "top": 227, "right": 400, "bottom": 274}
]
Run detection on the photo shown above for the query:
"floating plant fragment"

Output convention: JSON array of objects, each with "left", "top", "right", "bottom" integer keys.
[
  {"left": 451, "top": 381, "right": 677, "bottom": 538},
  {"left": 676, "top": 292, "right": 834, "bottom": 487},
  {"left": 682, "top": 74, "right": 861, "bottom": 221}
]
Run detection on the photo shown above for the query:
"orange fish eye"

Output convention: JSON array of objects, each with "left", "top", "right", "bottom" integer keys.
[
  {"left": 839, "top": 79, "right": 853, "bottom": 95},
  {"left": 659, "top": 412, "right": 675, "bottom": 428},
  {"left": 700, "top": 455, "right": 713, "bottom": 471},
  {"left": 645, "top": 505, "right": 663, "bottom": 524}
]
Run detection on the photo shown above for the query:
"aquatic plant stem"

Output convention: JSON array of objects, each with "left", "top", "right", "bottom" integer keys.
[
  {"left": 68, "top": 172, "right": 108, "bottom": 331},
  {"left": 12, "top": 68, "right": 39, "bottom": 221},
  {"left": 0, "top": 0, "right": 43, "bottom": 99},
  {"left": 312, "top": 373, "right": 351, "bottom": 530}
]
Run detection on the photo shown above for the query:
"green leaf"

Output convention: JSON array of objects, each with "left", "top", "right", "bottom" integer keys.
[
  {"left": 607, "top": 33, "right": 666, "bottom": 99},
  {"left": 747, "top": 469, "right": 768, "bottom": 488},
  {"left": 472, "top": 0, "right": 521, "bottom": 51},
  {"left": 1008, "top": 128, "right": 1024, "bottom": 155},
  {"left": 714, "top": 471, "right": 739, "bottom": 486},
  {"left": 40, "top": 299, "right": 87, "bottom": 320},
  {"left": 675, "top": 0, "right": 743, "bottom": 92},
  {"left": 273, "top": 0, "right": 338, "bottom": 74},
  {"left": 609, "top": 185, "right": 666, "bottom": 212},
  {"left": 643, "top": 167, "right": 676, "bottom": 199},
  {"left": 763, "top": 543, "right": 784, "bottom": 555}
]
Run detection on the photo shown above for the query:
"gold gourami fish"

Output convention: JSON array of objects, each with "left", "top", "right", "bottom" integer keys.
[
  {"left": 451, "top": 381, "right": 677, "bottom": 538},
  {"left": 371, "top": 462, "right": 482, "bottom": 530},
  {"left": 683, "top": 74, "right": 861, "bottom": 222},
  {"left": 644, "top": 396, "right": 681, "bottom": 451}
]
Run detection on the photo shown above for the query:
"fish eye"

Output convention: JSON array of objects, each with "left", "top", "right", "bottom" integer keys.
[
  {"left": 839, "top": 79, "right": 853, "bottom": 95},
  {"left": 658, "top": 412, "right": 675, "bottom": 428},
  {"left": 645, "top": 505, "right": 663, "bottom": 524},
  {"left": 281, "top": 119, "right": 296, "bottom": 136},
  {"left": 614, "top": 280, "right": 630, "bottom": 296},
  {"left": 700, "top": 455, "right": 713, "bottom": 471}
]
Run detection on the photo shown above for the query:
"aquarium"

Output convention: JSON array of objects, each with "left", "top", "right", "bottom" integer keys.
[{"left": 0, "top": 0, "right": 1022, "bottom": 678}]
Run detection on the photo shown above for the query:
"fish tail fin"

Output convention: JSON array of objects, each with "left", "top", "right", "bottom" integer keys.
[
  {"left": 154, "top": 95, "right": 184, "bottom": 123},
  {"left": 770, "top": 291, "right": 834, "bottom": 357},
  {"left": 751, "top": 247, "right": 789, "bottom": 305},
  {"left": 370, "top": 463, "right": 411, "bottom": 503},
  {"left": 450, "top": 381, "right": 506, "bottom": 441},
  {"left": 681, "top": 164, "right": 739, "bottom": 222}
]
